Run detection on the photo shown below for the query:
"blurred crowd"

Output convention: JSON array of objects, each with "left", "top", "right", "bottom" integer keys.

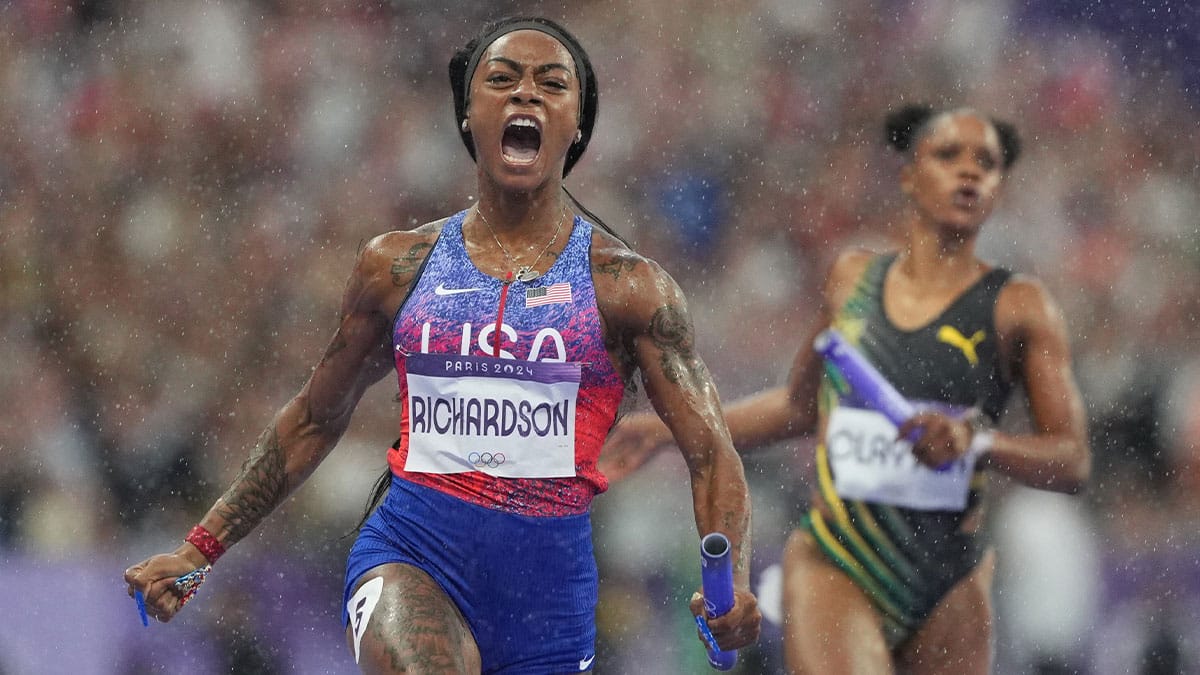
[{"left": 1, "top": 1, "right": 1197, "bottom": 673}]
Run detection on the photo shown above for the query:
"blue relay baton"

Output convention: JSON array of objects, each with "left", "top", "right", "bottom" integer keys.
[
  {"left": 813, "top": 329, "right": 917, "bottom": 429},
  {"left": 134, "top": 589, "right": 149, "bottom": 626},
  {"left": 698, "top": 532, "right": 738, "bottom": 671},
  {"left": 813, "top": 328, "right": 976, "bottom": 471}
]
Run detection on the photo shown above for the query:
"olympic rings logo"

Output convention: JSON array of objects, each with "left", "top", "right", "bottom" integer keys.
[{"left": 468, "top": 452, "right": 506, "bottom": 469}]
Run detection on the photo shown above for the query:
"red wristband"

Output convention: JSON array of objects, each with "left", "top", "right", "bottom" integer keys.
[{"left": 185, "top": 525, "right": 226, "bottom": 564}]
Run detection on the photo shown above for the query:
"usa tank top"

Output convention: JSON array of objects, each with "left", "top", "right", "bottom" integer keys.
[{"left": 387, "top": 210, "right": 625, "bottom": 516}]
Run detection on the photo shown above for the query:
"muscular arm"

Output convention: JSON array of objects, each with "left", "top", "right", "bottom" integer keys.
[
  {"left": 595, "top": 243, "right": 760, "bottom": 648},
  {"left": 600, "top": 250, "right": 865, "bottom": 482},
  {"left": 631, "top": 273, "right": 753, "bottom": 585},
  {"left": 982, "top": 277, "right": 1091, "bottom": 492},
  {"left": 722, "top": 249, "right": 871, "bottom": 448},
  {"left": 125, "top": 232, "right": 434, "bottom": 618},
  {"left": 635, "top": 285, "right": 765, "bottom": 647},
  {"left": 186, "top": 238, "right": 404, "bottom": 560},
  {"left": 720, "top": 320, "right": 825, "bottom": 450}
]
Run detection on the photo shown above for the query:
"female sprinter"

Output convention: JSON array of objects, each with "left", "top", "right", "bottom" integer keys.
[
  {"left": 124, "top": 16, "right": 760, "bottom": 674},
  {"left": 601, "top": 104, "right": 1090, "bottom": 674}
]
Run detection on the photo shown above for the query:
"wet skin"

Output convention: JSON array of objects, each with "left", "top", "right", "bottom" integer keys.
[{"left": 126, "top": 27, "right": 760, "bottom": 675}]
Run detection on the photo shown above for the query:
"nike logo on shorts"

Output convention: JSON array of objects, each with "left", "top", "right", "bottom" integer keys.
[
  {"left": 434, "top": 283, "right": 482, "bottom": 296},
  {"left": 579, "top": 654, "right": 595, "bottom": 670}
]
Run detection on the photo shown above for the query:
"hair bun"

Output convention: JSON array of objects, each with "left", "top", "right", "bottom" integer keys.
[{"left": 884, "top": 104, "right": 935, "bottom": 152}]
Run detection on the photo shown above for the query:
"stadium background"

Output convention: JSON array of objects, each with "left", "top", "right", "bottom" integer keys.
[{"left": 0, "top": 1, "right": 1197, "bottom": 673}]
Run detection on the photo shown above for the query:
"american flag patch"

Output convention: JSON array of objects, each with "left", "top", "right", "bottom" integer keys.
[{"left": 525, "top": 282, "right": 572, "bottom": 308}]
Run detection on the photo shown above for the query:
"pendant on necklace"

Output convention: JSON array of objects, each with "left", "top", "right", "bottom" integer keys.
[{"left": 515, "top": 266, "right": 540, "bottom": 283}]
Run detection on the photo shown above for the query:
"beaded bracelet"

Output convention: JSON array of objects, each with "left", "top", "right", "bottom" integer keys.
[
  {"left": 175, "top": 565, "right": 213, "bottom": 608},
  {"left": 185, "top": 524, "right": 226, "bottom": 564}
]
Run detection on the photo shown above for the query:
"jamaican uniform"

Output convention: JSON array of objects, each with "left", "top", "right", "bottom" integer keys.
[{"left": 806, "top": 252, "right": 1013, "bottom": 646}]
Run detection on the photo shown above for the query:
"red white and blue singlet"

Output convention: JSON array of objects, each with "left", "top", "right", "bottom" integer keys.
[
  {"left": 388, "top": 209, "right": 625, "bottom": 516},
  {"left": 344, "top": 211, "right": 624, "bottom": 673}
]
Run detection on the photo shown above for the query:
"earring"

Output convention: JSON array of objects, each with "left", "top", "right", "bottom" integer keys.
[
  {"left": 574, "top": 130, "right": 583, "bottom": 143},
  {"left": 461, "top": 119, "right": 470, "bottom": 133}
]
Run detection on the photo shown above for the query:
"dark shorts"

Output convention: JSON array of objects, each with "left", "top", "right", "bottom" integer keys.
[
  {"left": 801, "top": 508, "right": 985, "bottom": 649},
  {"left": 344, "top": 475, "right": 598, "bottom": 673}
]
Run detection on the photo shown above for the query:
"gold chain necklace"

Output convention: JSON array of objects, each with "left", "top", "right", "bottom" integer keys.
[{"left": 475, "top": 205, "right": 569, "bottom": 283}]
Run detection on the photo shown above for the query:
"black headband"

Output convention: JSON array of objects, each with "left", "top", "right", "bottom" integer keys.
[
  {"left": 450, "top": 17, "right": 597, "bottom": 177},
  {"left": 461, "top": 20, "right": 589, "bottom": 119}
]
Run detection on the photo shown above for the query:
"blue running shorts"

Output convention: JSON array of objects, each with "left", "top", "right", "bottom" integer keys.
[{"left": 344, "top": 475, "right": 598, "bottom": 673}]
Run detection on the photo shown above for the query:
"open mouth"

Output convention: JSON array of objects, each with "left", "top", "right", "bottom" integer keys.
[
  {"left": 952, "top": 186, "right": 980, "bottom": 209},
  {"left": 501, "top": 117, "right": 541, "bottom": 164}
]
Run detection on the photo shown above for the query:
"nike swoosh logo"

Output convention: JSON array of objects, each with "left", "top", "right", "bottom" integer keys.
[
  {"left": 434, "top": 283, "right": 483, "bottom": 296},
  {"left": 579, "top": 654, "right": 595, "bottom": 670}
]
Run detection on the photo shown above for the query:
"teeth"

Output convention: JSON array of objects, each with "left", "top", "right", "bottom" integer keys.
[{"left": 509, "top": 118, "right": 537, "bottom": 128}]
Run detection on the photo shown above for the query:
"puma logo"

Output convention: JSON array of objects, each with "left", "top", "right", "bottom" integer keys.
[{"left": 937, "top": 325, "right": 985, "bottom": 366}]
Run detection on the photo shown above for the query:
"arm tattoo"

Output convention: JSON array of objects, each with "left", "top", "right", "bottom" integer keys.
[
  {"left": 649, "top": 305, "right": 699, "bottom": 384},
  {"left": 390, "top": 242, "right": 432, "bottom": 287},
  {"left": 215, "top": 425, "right": 289, "bottom": 544},
  {"left": 592, "top": 257, "right": 638, "bottom": 281}
]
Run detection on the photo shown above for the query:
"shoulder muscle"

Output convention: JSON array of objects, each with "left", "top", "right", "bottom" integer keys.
[
  {"left": 824, "top": 247, "right": 879, "bottom": 312},
  {"left": 995, "top": 273, "right": 1070, "bottom": 359}
]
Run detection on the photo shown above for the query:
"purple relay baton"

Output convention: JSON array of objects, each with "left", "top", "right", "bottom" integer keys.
[
  {"left": 813, "top": 329, "right": 918, "bottom": 432},
  {"left": 698, "top": 532, "right": 738, "bottom": 670}
]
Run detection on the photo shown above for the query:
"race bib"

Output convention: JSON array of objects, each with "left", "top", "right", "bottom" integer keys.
[
  {"left": 404, "top": 353, "right": 580, "bottom": 478},
  {"left": 825, "top": 406, "right": 980, "bottom": 511}
]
